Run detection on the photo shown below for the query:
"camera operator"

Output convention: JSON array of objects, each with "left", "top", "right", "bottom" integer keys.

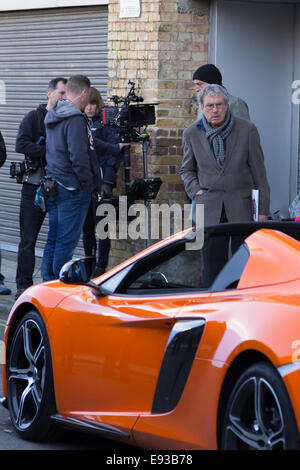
[
  {"left": 14, "top": 77, "right": 67, "bottom": 299},
  {"left": 82, "top": 87, "right": 127, "bottom": 276}
]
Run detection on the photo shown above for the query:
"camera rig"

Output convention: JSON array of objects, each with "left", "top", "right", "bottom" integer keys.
[
  {"left": 103, "top": 80, "right": 156, "bottom": 143},
  {"left": 103, "top": 81, "right": 162, "bottom": 207},
  {"left": 101, "top": 80, "right": 162, "bottom": 246}
]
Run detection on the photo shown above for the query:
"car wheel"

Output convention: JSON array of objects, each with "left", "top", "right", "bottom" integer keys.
[
  {"left": 221, "top": 362, "right": 300, "bottom": 450},
  {"left": 6, "top": 310, "right": 57, "bottom": 441}
]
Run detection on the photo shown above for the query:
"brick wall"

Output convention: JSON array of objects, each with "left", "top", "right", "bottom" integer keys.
[{"left": 106, "top": 0, "right": 210, "bottom": 267}]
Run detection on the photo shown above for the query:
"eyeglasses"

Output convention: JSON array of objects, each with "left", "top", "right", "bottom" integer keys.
[{"left": 204, "top": 102, "right": 226, "bottom": 111}]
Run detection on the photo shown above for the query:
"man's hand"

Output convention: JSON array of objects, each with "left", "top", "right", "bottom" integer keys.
[
  {"left": 258, "top": 214, "right": 268, "bottom": 222},
  {"left": 119, "top": 143, "right": 130, "bottom": 151},
  {"left": 196, "top": 189, "right": 204, "bottom": 195},
  {"left": 100, "top": 183, "right": 113, "bottom": 198}
]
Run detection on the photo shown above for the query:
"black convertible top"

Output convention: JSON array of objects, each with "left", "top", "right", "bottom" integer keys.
[{"left": 202, "top": 221, "right": 300, "bottom": 241}]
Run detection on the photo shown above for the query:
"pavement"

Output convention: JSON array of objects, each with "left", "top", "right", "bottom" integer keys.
[{"left": 0, "top": 250, "right": 42, "bottom": 318}]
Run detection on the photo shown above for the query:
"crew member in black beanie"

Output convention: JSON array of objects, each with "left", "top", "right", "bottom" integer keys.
[
  {"left": 192, "top": 64, "right": 250, "bottom": 120},
  {"left": 193, "top": 64, "right": 223, "bottom": 86}
]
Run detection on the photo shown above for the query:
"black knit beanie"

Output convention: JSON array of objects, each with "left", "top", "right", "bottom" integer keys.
[{"left": 192, "top": 64, "right": 223, "bottom": 85}]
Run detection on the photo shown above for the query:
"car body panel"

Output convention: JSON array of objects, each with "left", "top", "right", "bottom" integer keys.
[
  {"left": 3, "top": 224, "right": 300, "bottom": 449},
  {"left": 238, "top": 229, "right": 300, "bottom": 288},
  {"left": 179, "top": 282, "right": 300, "bottom": 365},
  {"left": 132, "top": 357, "right": 227, "bottom": 450},
  {"left": 1, "top": 282, "right": 83, "bottom": 397},
  {"left": 47, "top": 291, "right": 182, "bottom": 415}
]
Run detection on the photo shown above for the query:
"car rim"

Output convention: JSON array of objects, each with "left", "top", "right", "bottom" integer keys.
[
  {"left": 224, "top": 376, "right": 285, "bottom": 450},
  {"left": 7, "top": 319, "right": 46, "bottom": 431}
]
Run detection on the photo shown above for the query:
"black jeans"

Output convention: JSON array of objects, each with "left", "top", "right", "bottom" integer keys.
[
  {"left": 16, "top": 183, "right": 46, "bottom": 290},
  {"left": 0, "top": 248, "right": 4, "bottom": 283},
  {"left": 82, "top": 196, "right": 111, "bottom": 269},
  {"left": 202, "top": 205, "right": 243, "bottom": 287}
]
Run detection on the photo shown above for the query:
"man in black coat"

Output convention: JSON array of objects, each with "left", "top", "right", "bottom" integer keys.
[
  {"left": 0, "top": 131, "right": 11, "bottom": 294},
  {"left": 15, "top": 77, "right": 67, "bottom": 298},
  {"left": 83, "top": 86, "right": 125, "bottom": 275}
]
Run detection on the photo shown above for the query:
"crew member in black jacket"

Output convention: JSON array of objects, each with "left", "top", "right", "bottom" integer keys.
[
  {"left": 0, "top": 131, "right": 11, "bottom": 294},
  {"left": 83, "top": 87, "right": 126, "bottom": 276},
  {"left": 14, "top": 77, "right": 67, "bottom": 299}
]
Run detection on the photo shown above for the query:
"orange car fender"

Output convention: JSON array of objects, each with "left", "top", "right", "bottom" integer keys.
[
  {"left": 5, "top": 282, "right": 83, "bottom": 330},
  {"left": 197, "top": 316, "right": 281, "bottom": 366},
  {"left": 2, "top": 283, "right": 81, "bottom": 397},
  {"left": 190, "top": 285, "right": 300, "bottom": 366},
  {"left": 194, "top": 296, "right": 300, "bottom": 435},
  {"left": 278, "top": 367, "right": 300, "bottom": 434}
]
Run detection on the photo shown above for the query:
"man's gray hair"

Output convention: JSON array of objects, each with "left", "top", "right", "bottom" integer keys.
[
  {"left": 47, "top": 77, "right": 67, "bottom": 92},
  {"left": 198, "top": 84, "right": 229, "bottom": 108}
]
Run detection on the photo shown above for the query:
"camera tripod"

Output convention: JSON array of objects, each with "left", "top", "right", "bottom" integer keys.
[{"left": 123, "top": 132, "right": 161, "bottom": 248}]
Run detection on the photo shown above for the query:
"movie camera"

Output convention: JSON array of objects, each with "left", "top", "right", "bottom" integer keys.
[
  {"left": 103, "top": 80, "right": 156, "bottom": 143},
  {"left": 102, "top": 81, "right": 162, "bottom": 206}
]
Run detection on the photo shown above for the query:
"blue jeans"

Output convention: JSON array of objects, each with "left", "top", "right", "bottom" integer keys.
[{"left": 41, "top": 186, "right": 91, "bottom": 281}]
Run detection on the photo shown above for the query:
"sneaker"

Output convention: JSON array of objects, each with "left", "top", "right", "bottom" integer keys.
[{"left": 0, "top": 284, "right": 11, "bottom": 295}]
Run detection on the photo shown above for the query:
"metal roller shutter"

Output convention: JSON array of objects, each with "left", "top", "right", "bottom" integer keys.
[{"left": 0, "top": 5, "right": 108, "bottom": 256}]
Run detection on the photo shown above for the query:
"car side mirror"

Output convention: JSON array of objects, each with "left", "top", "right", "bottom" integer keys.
[
  {"left": 59, "top": 257, "right": 95, "bottom": 284},
  {"left": 59, "top": 257, "right": 105, "bottom": 297}
]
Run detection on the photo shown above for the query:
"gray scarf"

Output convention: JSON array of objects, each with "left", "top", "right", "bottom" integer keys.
[{"left": 202, "top": 110, "right": 234, "bottom": 168}]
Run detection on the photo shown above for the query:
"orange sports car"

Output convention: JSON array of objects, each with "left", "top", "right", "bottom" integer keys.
[{"left": 2, "top": 221, "right": 300, "bottom": 450}]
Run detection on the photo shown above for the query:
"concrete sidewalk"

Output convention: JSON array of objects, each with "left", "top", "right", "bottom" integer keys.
[{"left": 0, "top": 250, "right": 42, "bottom": 317}]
